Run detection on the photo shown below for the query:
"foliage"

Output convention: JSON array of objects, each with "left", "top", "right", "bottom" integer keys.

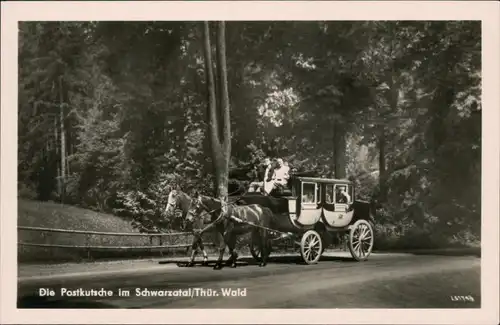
[{"left": 18, "top": 21, "right": 481, "bottom": 248}]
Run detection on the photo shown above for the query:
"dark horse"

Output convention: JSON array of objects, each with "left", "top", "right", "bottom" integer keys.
[
  {"left": 191, "top": 192, "right": 274, "bottom": 269},
  {"left": 165, "top": 188, "right": 273, "bottom": 270},
  {"left": 164, "top": 189, "right": 210, "bottom": 267}
]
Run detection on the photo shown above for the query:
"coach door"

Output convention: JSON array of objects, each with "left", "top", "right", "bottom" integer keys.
[
  {"left": 322, "top": 183, "right": 354, "bottom": 228},
  {"left": 297, "top": 182, "right": 322, "bottom": 225}
]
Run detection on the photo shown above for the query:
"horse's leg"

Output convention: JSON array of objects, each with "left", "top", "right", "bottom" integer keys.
[
  {"left": 187, "top": 249, "right": 197, "bottom": 267},
  {"left": 225, "top": 232, "right": 238, "bottom": 268},
  {"left": 213, "top": 231, "right": 226, "bottom": 270},
  {"left": 260, "top": 212, "right": 272, "bottom": 267},
  {"left": 223, "top": 222, "right": 237, "bottom": 266},
  {"left": 259, "top": 227, "right": 268, "bottom": 267},
  {"left": 198, "top": 239, "right": 209, "bottom": 266},
  {"left": 187, "top": 235, "right": 201, "bottom": 267}
]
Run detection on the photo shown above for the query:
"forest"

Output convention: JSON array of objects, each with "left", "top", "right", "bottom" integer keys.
[{"left": 18, "top": 21, "right": 481, "bottom": 249}]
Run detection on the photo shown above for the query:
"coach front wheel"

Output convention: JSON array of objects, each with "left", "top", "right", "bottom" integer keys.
[{"left": 300, "top": 230, "right": 322, "bottom": 265}]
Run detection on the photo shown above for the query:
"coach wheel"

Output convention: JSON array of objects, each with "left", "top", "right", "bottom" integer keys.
[
  {"left": 300, "top": 230, "right": 323, "bottom": 265},
  {"left": 348, "top": 219, "right": 374, "bottom": 261}
]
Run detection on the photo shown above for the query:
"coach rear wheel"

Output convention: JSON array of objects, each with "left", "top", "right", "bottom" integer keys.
[
  {"left": 300, "top": 230, "right": 323, "bottom": 265},
  {"left": 348, "top": 219, "right": 374, "bottom": 261}
]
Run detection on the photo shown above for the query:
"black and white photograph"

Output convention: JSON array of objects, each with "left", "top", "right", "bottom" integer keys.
[{"left": 1, "top": 1, "right": 499, "bottom": 324}]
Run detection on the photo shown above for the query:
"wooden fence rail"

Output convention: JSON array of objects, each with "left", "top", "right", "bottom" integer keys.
[
  {"left": 18, "top": 226, "right": 193, "bottom": 237},
  {"left": 17, "top": 226, "right": 215, "bottom": 252},
  {"left": 17, "top": 242, "right": 202, "bottom": 250}
]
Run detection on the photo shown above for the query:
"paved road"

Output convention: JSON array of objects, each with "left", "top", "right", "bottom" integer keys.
[{"left": 18, "top": 252, "right": 480, "bottom": 308}]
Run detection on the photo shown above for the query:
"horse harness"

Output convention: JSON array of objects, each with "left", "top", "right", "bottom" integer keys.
[
  {"left": 187, "top": 188, "right": 292, "bottom": 239},
  {"left": 193, "top": 195, "right": 292, "bottom": 238}
]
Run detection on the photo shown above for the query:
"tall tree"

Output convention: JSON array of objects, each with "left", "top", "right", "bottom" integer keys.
[
  {"left": 58, "top": 75, "right": 67, "bottom": 201},
  {"left": 203, "top": 21, "right": 231, "bottom": 203}
]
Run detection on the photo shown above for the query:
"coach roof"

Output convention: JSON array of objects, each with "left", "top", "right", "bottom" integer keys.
[{"left": 296, "top": 176, "right": 352, "bottom": 184}]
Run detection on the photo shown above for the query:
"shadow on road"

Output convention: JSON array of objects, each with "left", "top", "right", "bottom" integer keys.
[
  {"left": 160, "top": 254, "right": 356, "bottom": 268},
  {"left": 374, "top": 247, "right": 481, "bottom": 258}
]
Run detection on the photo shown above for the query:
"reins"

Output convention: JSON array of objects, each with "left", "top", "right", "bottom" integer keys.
[
  {"left": 190, "top": 186, "right": 248, "bottom": 219},
  {"left": 194, "top": 192, "right": 292, "bottom": 238},
  {"left": 229, "top": 215, "right": 291, "bottom": 236},
  {"left": 189, "top": 188, "right": 248, "bottom": 236},
  {"left": 172, "top": 186, "right": 257, "bottom": 237}
]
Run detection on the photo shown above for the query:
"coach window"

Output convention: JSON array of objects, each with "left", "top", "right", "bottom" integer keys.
[
  {"left": 334, "top": 184, "right": 353, "bottom": 204},
  {"left": 326, "top": 184, "right": 334, "bottom": 204},
  {"left": 302, "top": 182, "right": 316, "bottom": 204}
]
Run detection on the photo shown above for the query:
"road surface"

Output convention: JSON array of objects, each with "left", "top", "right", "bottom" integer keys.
[{"left": 18, "top": 252, "right": 480, "bottom": 308}]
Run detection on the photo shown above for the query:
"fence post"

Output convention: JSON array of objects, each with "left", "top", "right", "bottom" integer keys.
[
  {"left": 185, "top": 234, "right": 190, "bottom": 255},
  {"left": 47, "top": 231, "right": 54, "bottom": 260},
  {"left": 86, "top": 234, "right": 91, "bottom": 261},
  {"left": 158, "top": 235, "right": 164, "bottom": 257}
]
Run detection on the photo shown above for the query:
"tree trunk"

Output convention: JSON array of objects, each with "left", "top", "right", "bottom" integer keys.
[
  {"left": 215, "top": 21, "right": 231, "bottom": 201},
  {"left": 378, "top": 128, "right": 387, "bottom": 200},
  {"left": 54, "top": 115, "right": 59, "bottom": 155},
  {"left": 54, "top": 116, "right": 61, "bottom": 195},
  {"left": 59, "top": 75, "right": 66, "bottom": 202},
  {"left": 202, "top": 20, "right": 220, "bottom": 187},
  {"left": 66, "top": 120, "right": 72, "bottom": 176},
  {"left": 230, "top": 63, "right": 250, "bottom": 160},
  {"left": 379, "top": 73, "right": 398, "bottom": 201},
  {"left": 330, "top": 105, "right": 336, "bottom": 178},
  {"left": 431, "top": 87, "right": 454, "bottom": 154},
  {"left": 202, "top": 21, "right": 231, "bottom": 202},
  {"left": 333, "top": 120, "right": 347, "bottom": 179}
]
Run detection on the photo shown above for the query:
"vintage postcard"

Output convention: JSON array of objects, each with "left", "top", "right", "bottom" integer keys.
[{"left": 1, "top": 1, "right": 499, "bottom": 324}]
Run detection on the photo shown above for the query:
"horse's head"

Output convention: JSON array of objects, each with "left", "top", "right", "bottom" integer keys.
[
  {"left": 165, "top": 187, "right": 203, "bottom": 230},
  {"left": 189, "top": 191, "right": 218, "bottom": 224},
  {"left": 164, "top": 189, "right": 180, "bottom": 217},
  {"left": 165, "top": 186, "right": 191, "bottom": 218}
]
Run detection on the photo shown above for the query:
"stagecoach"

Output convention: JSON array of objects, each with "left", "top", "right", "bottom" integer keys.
[{"left": 230, "top": 173, "right": 376, "bottom": 265}]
